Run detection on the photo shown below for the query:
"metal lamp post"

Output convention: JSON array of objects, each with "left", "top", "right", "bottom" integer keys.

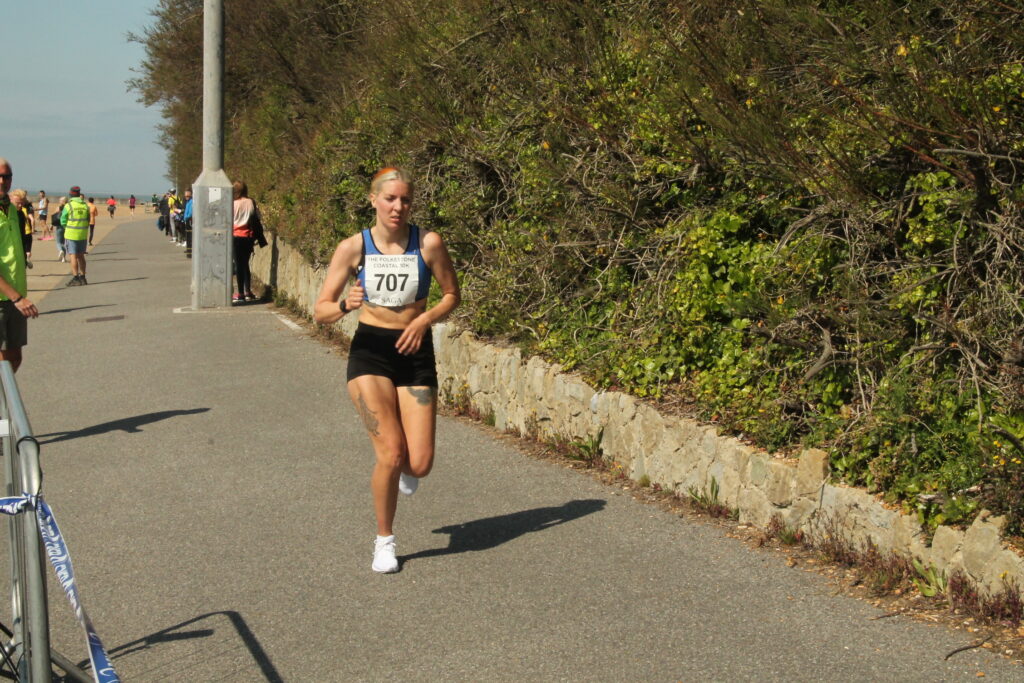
[{"left": 191, "top": 0, "right": 233, "bottom": 308}]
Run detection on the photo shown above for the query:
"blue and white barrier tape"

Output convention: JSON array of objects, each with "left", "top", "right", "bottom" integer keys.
[{"left": 0, "top": 494, "right": 119, "bottom": 683}]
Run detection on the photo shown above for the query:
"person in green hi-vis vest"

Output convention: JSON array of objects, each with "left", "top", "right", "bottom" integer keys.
[
  {"left": 60, "top": 185, "right": 90, "bottom": 286},
  {"left": 0, "top": 157, "right": 39, "bottom": 373}
]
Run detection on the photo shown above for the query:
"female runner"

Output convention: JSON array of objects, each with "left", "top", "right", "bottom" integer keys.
[{"left": 314, "top": 167, "right": 460, "bottom": 573}]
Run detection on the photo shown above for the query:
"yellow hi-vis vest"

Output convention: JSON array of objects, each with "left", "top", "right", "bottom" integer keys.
[
  {"left": 0, "top": 203, "right": 27, "bottom": 300},
  {"left": 63, "top": 197, "right": 90, "bottom": 241}
]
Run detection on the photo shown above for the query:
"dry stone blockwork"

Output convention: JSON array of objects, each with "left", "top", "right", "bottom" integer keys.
[{"left": 252, "top": 234, "right": 1024, "bottom": 599}]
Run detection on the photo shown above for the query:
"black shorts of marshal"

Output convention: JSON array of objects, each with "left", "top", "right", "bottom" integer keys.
[{"left": 347, "top": 322, "right": 438, "bottom": 388}]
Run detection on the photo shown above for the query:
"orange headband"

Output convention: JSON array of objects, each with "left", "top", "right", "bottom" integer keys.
[{"left": 372, "top": 166, "right": 399, "bottom": 181}]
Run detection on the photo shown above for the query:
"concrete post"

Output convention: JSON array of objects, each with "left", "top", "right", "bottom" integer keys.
[{"left": 191, "top": 0, "right": 232, "bottom": 309}]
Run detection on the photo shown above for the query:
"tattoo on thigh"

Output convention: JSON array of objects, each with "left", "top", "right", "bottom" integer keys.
[
  {"left": 408, "top": 386, "right": 436, "bottom": 406},
  {"left": 355, "top": 393, "right": 380, "bottom": 436}
]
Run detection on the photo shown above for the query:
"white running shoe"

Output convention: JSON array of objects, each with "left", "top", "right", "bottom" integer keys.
[
  {"left": 372, "top": 535, "right": 398, "bottom": 573},
  {"left": 399, "top": 472, "right": 419, "bottom": 496}
]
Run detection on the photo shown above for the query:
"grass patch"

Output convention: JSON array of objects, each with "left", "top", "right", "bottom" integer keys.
[
  {"left": 686, "top": 478, "right": 736, "bottom": 519},
  {"left": 948, "top": 572, "right": 1024, "bottom": 628},
  {"left": 766, "top": 515, "right": 805, "bottom": 546}
]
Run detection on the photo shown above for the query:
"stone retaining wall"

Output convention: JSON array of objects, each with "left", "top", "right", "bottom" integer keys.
[{"left": 252, "top": 234, "right": 1023, "bottom": 599}]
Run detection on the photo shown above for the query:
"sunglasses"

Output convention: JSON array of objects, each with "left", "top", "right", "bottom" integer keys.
[{"left": 0, "top": 174, "right": 12, "bottom": 180}]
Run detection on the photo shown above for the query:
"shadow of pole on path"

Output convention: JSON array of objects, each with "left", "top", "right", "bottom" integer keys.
[
  {"left": 38, "top": 304, "right": 117, "bottom": 316},
  {"left": 69, "top": 276, "right": 148, "bottom": 286},
  {"left": 400, "top": 498, "right": 606, "bottom": 565},
  {"left": 81, "top": 610, "right": 283, "bottom": 683},
  {"left": 36, "top": 408, "right": 211, "bottom": 445}
]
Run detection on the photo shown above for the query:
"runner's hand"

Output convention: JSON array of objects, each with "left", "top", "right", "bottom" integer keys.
[
  {"left": 14, "top": 298, "right": 38, "bottom": 319},
  {"left": 395, "top": 315, "right": 429, "bottom": 355},
  {"left": 343, "top": 283, "right": 365, "bottom": 313}
]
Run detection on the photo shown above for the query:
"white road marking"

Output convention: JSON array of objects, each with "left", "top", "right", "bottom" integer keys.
[{"left": 274, "top": 313, "right": 304, "bottom": 332}]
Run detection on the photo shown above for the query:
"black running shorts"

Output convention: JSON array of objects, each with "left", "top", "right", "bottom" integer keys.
[
  {"left": 347, "top": 322, "right": 437, "bottom": 387},
  {"left": 0, "top": 300, "right": 28, "bottom": 350}
]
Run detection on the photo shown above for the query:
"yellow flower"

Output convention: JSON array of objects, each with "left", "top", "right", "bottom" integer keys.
[
  {"left": 993, "top": 105, "right": 1002, "bottom": 113},
  {"left": 541, "top": 141, "right": 550, "bottom": 150},
  {"left": 896, "top": 44, "right": 909, "bottom": 57},
  {"left": 745, "top": 98, "right": 754, "bottom": 108}
]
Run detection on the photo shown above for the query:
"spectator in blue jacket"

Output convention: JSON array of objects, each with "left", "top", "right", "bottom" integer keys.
[{"left": 182, "top": 189, "right": 193, "bottom": 258}]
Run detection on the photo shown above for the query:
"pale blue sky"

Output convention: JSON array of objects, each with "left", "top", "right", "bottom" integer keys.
[{"left": 0, "top": 1, "right": 168, "bottom": 197}]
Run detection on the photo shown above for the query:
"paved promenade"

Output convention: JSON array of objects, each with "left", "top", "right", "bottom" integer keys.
[{"left": 2, "top": 216, "right": 1021, "bottom": 681}]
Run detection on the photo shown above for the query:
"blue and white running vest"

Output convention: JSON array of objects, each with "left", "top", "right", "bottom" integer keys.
[{"left": 357, "top": 224, "right": 432, "bottom": 307}]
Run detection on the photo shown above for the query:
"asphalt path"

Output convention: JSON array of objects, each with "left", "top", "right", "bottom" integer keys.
[{"left": 1, "top": 217, "right": 1020, "bottom": 681}]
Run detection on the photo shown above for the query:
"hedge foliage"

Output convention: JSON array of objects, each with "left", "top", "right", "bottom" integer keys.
[{"left": 134, "top": 0, "right": 1024, "bottom": 532}]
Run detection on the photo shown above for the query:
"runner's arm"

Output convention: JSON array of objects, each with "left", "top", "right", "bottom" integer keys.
[
  {"left": 0, "top": 277, "right": 38, "bottom": 319},
  {"left": 394, "top": 231, "right": 460, "bottom": 355},
  {"left": 314, "top": 236, "right": 364, "bottom": 324}
]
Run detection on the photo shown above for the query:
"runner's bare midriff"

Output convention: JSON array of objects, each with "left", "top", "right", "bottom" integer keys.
[{"left": 357, "top": 297, "right": 428, "bottom": 329}]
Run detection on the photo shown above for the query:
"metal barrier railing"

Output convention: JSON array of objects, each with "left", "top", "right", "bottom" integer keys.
[{"left": 0, "top": 360, "right": 96, "bottom": 682}]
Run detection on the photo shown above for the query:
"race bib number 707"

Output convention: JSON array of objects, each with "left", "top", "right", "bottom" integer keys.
[{"left": 363, "top": 254, "right": 420, "bottom": 307}]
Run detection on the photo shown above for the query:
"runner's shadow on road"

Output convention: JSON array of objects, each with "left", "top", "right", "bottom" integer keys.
[
  {"left": 36, "top": 408, "right": 211, "bottom": 445},
  {"left": 400, "top": 499, "right": 606, "bottom": 565}
]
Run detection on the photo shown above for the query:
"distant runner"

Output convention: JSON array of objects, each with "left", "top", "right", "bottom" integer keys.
[
  {"left": 87, "top": 196, "right": 98, "bottom": 246},
  {"left": 37, "top": 190, "right": 49, "bottom": 238}
]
